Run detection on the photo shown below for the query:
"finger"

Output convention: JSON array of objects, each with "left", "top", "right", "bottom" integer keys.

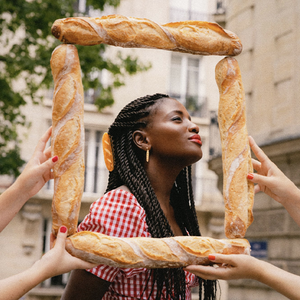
[
  {"left": 184, "top": 265, "right": 218, "bottom": 280},
  {"left": 249, "top": 136, "right": 271, "bottom": 167},
  {"left": 72, "top": 258, "right": 98, "bottom": 270},
  {"left": 254, "top": 184, "right": 261, "bottom": 194},
  {"left": 49, "top": 170, "right": 54, "bottom": 180},
  {"left": 251, "top": 158, "right": 261, "bottom": 173},
  {"left": 34, "top": 127, "right": 52, "bottom": 153},
  {"left": 247, "top": 172, "right": 273, "bottom": 188},
  {"left": 208, "top": 254, "right": 237, "bottom": 266},
  {"left": 39, "top": 156, "right": 58, "bottom": 176},
  {"left": 44, "top": 146, "right": 52, "bottom": 159}
]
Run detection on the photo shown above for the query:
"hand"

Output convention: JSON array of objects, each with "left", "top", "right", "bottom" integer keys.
[
  {"left": 38, "top": 226, "right": 98, "bottom": 278},
  {"left": 247, "top": 136, "right": 300, "bottom": 206},
  {"left": 184, "top": 254, "right": 259, "bottom": 281},
  {"left": 14, "top": 127, "right": 58, "bottom": 199}
]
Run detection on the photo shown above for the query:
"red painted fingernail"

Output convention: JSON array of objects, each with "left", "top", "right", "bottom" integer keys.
[
  {"left": 208, "top": 254, "right": 216, "bottom": 261},
  {"left": 60, "top": 226, "right": 67, "bottom": 233},
  {"left": 247, "top": 173, "right": 254, "bottom": 180},
  {"left": 52, "top": 156, "right": 58, "bottom": 162}
]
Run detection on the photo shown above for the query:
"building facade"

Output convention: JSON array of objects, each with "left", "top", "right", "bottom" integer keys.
[{"left": 209, "top": 0, "right": 300, "bottom": 299}]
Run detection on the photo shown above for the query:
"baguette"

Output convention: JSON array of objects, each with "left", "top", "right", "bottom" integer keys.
[
  {"left": 51, "top": 14, "right": 242, "bottom": 56},
  {"left": 65, "top": 231, "right": 250, "bottom": 268},
  {"left": 50, "top": 44, "right": 85, "bottom": 236},
  {"left": 215, "top": 57, "right": 254, "bottom": 239}
]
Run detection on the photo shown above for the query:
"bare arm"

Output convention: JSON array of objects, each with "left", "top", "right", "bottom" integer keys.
[
  {"left": 0, "top": 127, "right": 58, "bottom": 232},
  {"left": 185, "top": 254, "right": 300, "bottom": 300},
  {"left": 0, "top": 226, "right": 97, "bottom": 300},
  {"left": 61, "top": 269, "right": 111, "bottom": 300},
  {"left": 248, "top": 136, "right": 300, "bottom": 226}
]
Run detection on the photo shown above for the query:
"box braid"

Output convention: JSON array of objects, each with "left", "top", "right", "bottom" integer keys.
[{"left": 106, "top": 93, "right": 216, "bottom": 300}]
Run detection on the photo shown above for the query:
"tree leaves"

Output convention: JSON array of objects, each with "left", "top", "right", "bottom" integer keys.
[{"left": 0, "top": 0, "right": 150, "bottom": 176}]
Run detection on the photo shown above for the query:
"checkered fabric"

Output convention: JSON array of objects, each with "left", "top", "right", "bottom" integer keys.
[{"left": 78, "top": 189, "right": 198, "bottom": 299}]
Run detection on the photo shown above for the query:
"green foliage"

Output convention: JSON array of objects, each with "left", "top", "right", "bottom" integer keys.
[
  {"left": 0, "top": 0, "right": 151, "bottom": 176},
  {"left": 0, "top": 147, "right": 25, "bottom": 177}
]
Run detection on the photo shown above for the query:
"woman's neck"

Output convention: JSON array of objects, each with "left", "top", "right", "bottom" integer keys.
[{"left": 145, "top": 159, "right": 181, "bottom": 206}]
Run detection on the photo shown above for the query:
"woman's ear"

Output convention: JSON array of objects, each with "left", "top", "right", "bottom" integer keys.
[{"left": 132, "top": 130, "right": 150, "bottom": 150}]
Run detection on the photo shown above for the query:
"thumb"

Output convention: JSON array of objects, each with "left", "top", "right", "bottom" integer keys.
[{"left": 54, "top": 226, "right": 68, "bottom": 249}]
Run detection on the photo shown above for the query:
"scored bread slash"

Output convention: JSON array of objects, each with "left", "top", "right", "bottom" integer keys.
[{"left": 102, "top": 132, "right": 114, "bottom": 171}]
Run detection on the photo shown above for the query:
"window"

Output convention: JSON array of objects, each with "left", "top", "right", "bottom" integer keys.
[
  {"left": 47, "top": 128, "right": 108, "bottom": 196},
  {"left": 169, "top": 0, "right": 208, "bottom": 22},
  {"left": 84, "top": 69, "right": 110, "bottom": 105},
  {"left": 169, "top": 55, "right": 207, "bottom": 118},
  {"left": 84, "top": 129, "right": 108, "bottom": 195}
]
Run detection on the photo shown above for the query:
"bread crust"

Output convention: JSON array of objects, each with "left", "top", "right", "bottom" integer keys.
[
  {"left": 65, "top": 231, "right": 250, "bottom": 268},
  {"left": 51, "top": 14, "right": 242, "bottom": 56},
  {"left": 50, "top": 44, "right": 85, "bottom": 236},
  {"left": 215, "top": 57, "right": 254, "bottom": 239}
]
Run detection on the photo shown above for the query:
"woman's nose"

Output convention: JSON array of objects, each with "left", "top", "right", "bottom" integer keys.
[{"left": 188, "top": 121, "right": 199, "bottom": 133}]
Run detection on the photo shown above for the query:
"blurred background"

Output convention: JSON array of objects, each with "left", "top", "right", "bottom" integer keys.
[{"left": 0, "top": 0, "right": 299, "bottom": 299}]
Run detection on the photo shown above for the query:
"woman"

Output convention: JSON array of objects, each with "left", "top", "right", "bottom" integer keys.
[{"left": 62, "top": 93, "right": 216, "bottom": 300}]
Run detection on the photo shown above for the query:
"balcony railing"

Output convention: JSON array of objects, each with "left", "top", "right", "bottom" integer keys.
[
  {"left": 169, "top": 7, "right": 208, "bottom": 22},
  {"left": 192, "top": 175, "right": 221, "bottom": 207},
  {"left": 169, "top": 93, "right": 208, "bottom": 119},
  {"left": 208, "top": 111, "right": 222, "bottom": 159}
]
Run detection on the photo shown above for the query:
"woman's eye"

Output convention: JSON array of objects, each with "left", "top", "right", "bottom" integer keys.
[{"left": 171, "top": 116, "right": 182, "bottom": 122}]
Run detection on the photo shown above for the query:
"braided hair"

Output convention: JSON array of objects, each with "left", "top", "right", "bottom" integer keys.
[{"left": 107, "top": 93, "right": 216, "bottom": 300}]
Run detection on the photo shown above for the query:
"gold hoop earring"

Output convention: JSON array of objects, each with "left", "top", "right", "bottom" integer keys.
[{"left": 146, "top": 148, "right": 149, "bottom": 163}]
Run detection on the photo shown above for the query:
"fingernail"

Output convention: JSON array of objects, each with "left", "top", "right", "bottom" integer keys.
[
  {"left": 52, "top": 156, "right": 58, "bottom": 162},
  {"left": 208, "top": 254, "right": 216, "bottom": 260},
  {"left": 247, "top": 173, "right": 254, "bottom": 180},
  {"left": 60, "top": 226, "right": 67, "bottom": 233}
]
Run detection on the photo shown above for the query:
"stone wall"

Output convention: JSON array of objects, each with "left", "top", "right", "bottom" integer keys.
[{"left": 209, "top": 1, "right": 300, "bottom": 297}]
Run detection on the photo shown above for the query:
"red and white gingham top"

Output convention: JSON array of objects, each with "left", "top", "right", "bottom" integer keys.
[{"left": 78, "top": 189, "right": 198, "bottom": 299}]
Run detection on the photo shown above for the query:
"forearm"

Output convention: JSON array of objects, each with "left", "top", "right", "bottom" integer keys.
[
  {"left": 0, "top": 182, "right": 29, "bottom": 232},
  {"left": 253, "top": 260, "right": 300, "bottom": 300},
  {"left": 0, "top": 261, "right": 51, "bottom": 300},
  {"left": 281, "top": 184, "right": 300, "bottom": 227}
]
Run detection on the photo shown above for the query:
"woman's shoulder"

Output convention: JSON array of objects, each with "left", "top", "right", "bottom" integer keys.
[
  {"left": 103, "top": 186, "right": 133, "bottom": 200},
  {"left": 115, "top": 185, "right": 131, "bottom": 194},
  {"left": 94, "top": 186, "right": 137, "bottom": 207}
]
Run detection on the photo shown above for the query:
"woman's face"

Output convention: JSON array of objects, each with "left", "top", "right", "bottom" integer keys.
[{"left": 146, "top": 97, "right": 203, "bottom": 166}]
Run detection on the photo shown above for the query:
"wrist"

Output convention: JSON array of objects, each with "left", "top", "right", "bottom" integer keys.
[
  {"left": 281, "top": 183, "right": 300, "bottom": 208},
  {"left": 30, "top": 258, "right": 56, "bottom": 282},
  {"left": 13, "top": 177, "right": 31, "bottom": 202},
  {"left": 248, "top": 257, "right": 267, "bottom": 281}
]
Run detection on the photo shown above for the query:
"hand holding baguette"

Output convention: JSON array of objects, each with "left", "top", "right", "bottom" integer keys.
[
  {"left": 215, "top": 57, "right": 254, "bottom": 239},
  {"left": 51, "top": 14, "right": 242, "bottom": 56}
]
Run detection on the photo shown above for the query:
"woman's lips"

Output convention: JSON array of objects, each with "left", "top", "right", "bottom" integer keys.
[{"left": 189, "top": 134, "right": 202, "bottom": 145}]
